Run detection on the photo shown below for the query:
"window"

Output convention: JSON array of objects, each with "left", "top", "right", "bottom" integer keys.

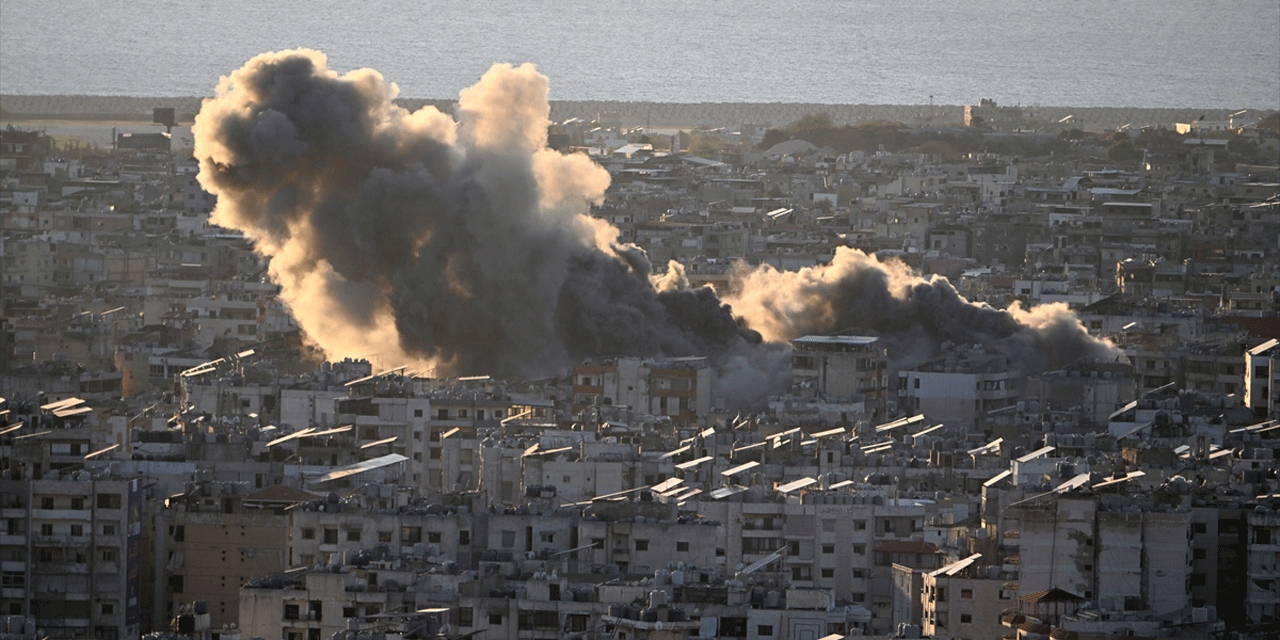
[
  {"left": 428, "top": 531, "right": 442, "bottom": 544},
  {"left": 853, "top": 544, "right": 865, "bottom": 554},
  {"left": 960, "top": 614, "right": 971, "bottom": 624},
  {"left": 101, "top": 603, "right": 115, "bottom": 615},
  {"left": 960, "top": 588, "right": 972, "bottom": 599},
  {"left": 414, "top": 409, "right": 423, "bottom": 418},
  {"left": 1, "top": 572, "right": 24, "bottom": 588},
  {"left": 323, "top": 528, "right": 338, "bottom": 544},
  {"left": 71, "top": 498, "right": 84, "bottom": 510},
  {"left": 284, "top": 603, "right": 300, "bottom": 620},
  {"left": 821, "top": 568, "right": 834, "bottom": 578},
  {"left": 458, "top": 607, "right": 473, "bottom": 627},
  {"left": 459, "top": 530, "right": 470, "bottom": 545},
  {"left": 101, "top": 549, "right": 117, "bottom": 562},
  {"left": 438, "top": 409, "right": 449, "bottom": 420},
  {"left": 720, "top": 617, "right": 747, "bottom": 637},
  {"left": 517, "top": 610, "right": 558, "bottom": 631},
  {"left": 40, "top": 524, "right": 53, "bottom": 536},
  {"left": 1193, "top": 548, "right": 1207, "bottom": 560},
  {"left": 855, "top": 520, "right": 866, "bottom": 530},
  {"left": 757, "top": 626, "right": 774, "bottom": 636},
  {"left": 566, "top": 614, "right": 589, "bottom": 633},
  {"left": 70, "top": 524, "right": 83, "bottom": 536},
  {"left": 302, "top": 528, "right": 315, "bottom": 540},
  {"left": 169, "top": 575, "right": 184, "bottom": 593},
  {"left": 489, "top": 613, "right": 503, "bottom": 625},
  {"left": 822, "top": 544, "right": 834, "bottom": 554},
  {"left": 677, "top": 541, "right": 689, "bottom": 552},
  {"left": 403, "top": 527, "right": 422, "bottom": 543},
  {"left": 540, "top": 532, "right": 554, "bottom": 543},
  {"left": 635, "top": 540, "right": 649, "bottom": 551},
  {"left": 378, "top": 531, "right": 392, "bottom": 543},
  {"left": 346, "top": 530, "right": 361, "bottom": 542},
  {"left": 41, "top": 497, "right": 54, "bottom": 509}
]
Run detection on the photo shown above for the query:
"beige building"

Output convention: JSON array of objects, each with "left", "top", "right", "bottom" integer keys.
[
  {"left": 153, "top": 484, "right": 303, "bottom": 629},
  {"left": 920, "top": 554, "right": 1011, "bottom": 640},
  {"left": 789, "top": 336, "right": 888, "bottom": 421},
  {"left": 572, "top": 357, "right": 713, "bottom": 423}
]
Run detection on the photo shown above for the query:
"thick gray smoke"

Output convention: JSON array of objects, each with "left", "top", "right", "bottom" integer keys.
[
  {"left": 194, "top": 50, "right": 759, "bottom": 378},
  {"left": 725, "top": 249, "right": 1118, "bottom": 374},
  {"left": 194, "top": 51, "right": 1115, "bottom": 407}
]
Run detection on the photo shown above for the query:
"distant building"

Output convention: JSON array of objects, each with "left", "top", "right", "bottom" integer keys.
[
  {"left": 964, "top": 99, "right": 1025, "bottom": 130},
  {"left": 1245, "top": 338, "right": 1280, "bottom": 420},
  {"left": 789, "top": 336, "right": 888, "bottom": 421},
  {"left": 898, "top": 350, "right": 1018, "bottom": 429},
  {"left": 0, "top": 475, "right": 143, "bottom": 640},
  {"left": 116, "top": 131, "right": 171, "bottom": 153},
  {"left": 572, "top": 357, "right": 712, "bottom": 423}
]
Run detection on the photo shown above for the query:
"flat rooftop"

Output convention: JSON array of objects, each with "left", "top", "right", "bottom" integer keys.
[{"left": 791, "top": 335, "right": 880, "bottom": 346}]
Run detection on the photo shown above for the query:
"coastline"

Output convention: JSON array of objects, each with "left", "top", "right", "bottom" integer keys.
[{"left": 1, "top": 94, "right": 1267, "bottom": 133}]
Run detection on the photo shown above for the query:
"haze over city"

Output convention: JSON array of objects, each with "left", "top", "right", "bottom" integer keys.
[{"left": 1, "top": 4, "right": 1279, "bottom": 640}]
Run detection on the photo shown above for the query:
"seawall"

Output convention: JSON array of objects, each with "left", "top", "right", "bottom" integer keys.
[{"left": 0, "top": 94, "right": 1256, "bottom": 132}]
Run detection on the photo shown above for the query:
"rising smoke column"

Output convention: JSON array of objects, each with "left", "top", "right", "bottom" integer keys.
[
  {"left": 193, "top": 50, "right": 758, "bottom": 377},
  {"left": 194, "top": 50, "right": 1114, "bottom": 404},
  {"left": 725, "top": 247, "right": 1118, "bottom": 374}
]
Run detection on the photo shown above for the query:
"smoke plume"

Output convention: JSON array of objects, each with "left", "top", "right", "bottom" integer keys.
[
  {"left": 194, "top": 51, "right": 1115, "bottom": 405},
  {"left": 724, "top": 249, "right": 1118, "bottom": 374},
  {"left": 194, "top": 50, "right": 757, "bottom": 378}
]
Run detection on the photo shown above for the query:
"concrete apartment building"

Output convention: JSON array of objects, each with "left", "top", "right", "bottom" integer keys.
[
  {"left": 151, "top": 482, "right": 300, "bottom": 630},
  {"left": 789, "top": 336, "right": 888, "bottom": 422},
  {"left": 0, "top": 474, "right": 142, "bottom": 640},
  {"left": 571, "top": 357, "right": 713, "bottom": 423},
  {"left": 1246, "top": 338, "right": 1280, "bottom": 421},
  {"left": 3, "top": 97, "right": 1280, "bottom": 639}
]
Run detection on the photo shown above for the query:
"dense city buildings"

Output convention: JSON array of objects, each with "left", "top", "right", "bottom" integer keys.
[{"left": 1, "top": 97, "right": 1279, "bottom": 640}]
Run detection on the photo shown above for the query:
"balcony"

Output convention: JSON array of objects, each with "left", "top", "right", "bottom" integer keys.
[
  {"left": 31, "top": 534, "right": 72, "bottom": 545},
  {"left": 32, "top": 508, "right": 91, "bottom": 520}
]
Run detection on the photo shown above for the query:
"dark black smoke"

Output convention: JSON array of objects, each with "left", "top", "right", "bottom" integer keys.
[
  {"left": 194, "top": 50, "right": 1115, "bottom": 407},
  {"left": 725, "top": 249, "right": 1117, "bottom": 374},
  {"left": 194, "top": 50, "right": 759, "bottom": 379}
]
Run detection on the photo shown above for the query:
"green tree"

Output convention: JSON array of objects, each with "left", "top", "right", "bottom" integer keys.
[
  {"left": 1107, "top": 139, "right": 1142, "bottom": 164},
  {"left": 791, "top": 112, "right": 833, "bottom": 132},
  {"left": 758, "top": 128, "right": 790, "bottom": 150}
]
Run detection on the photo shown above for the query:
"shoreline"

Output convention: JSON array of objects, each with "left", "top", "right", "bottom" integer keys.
[{"left": 3, "top": 94, "right": 1273, "bottom": 132}]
